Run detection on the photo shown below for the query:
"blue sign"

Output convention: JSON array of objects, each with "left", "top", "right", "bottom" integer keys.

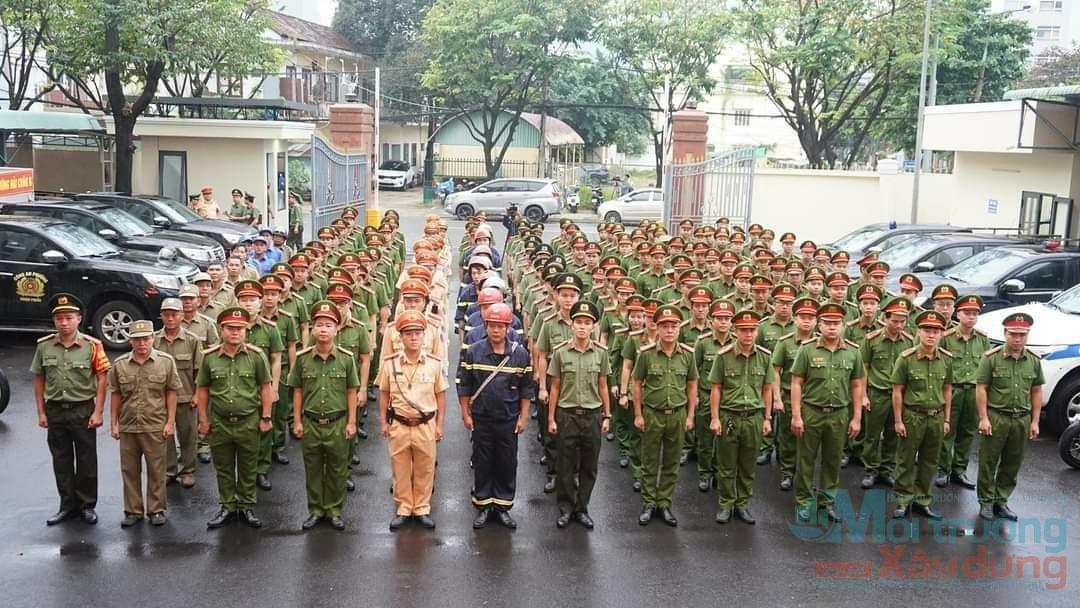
[
  {"left": 902, "top": 160, "right": 916, "bottom": 172},
  {"left": 988, "top": 199, "right": 998, "bottom": 215}
]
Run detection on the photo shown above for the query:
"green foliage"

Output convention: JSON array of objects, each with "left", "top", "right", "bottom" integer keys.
[
  {"left": 288, "top": 157, "right": 311, "bottom": 197},
  {"left": 549, "top": 53, "right": 650, "bottom": 156},
  {"left": 1020, "top": 45, "right": 1080, "bottom": 88},
  {"left": 333, "top": 0, "right": 431, "bottom": 60},
  {"left": 0, "top": 0, "right": 56, "bottom": 109}
]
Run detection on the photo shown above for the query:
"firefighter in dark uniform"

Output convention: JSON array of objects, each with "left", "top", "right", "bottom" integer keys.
[{"left": 458, "top": 302, "right": 536, "bottom": 529}]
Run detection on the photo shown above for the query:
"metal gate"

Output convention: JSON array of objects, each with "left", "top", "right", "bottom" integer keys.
[
  {"left": 662, "top": 147, "right": 755, "bottom": 233},
  {"left": 311, "top": 133, "right": 367, "bottom": 232}
]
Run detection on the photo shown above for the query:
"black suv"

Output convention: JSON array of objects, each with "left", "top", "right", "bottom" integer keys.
[
  {"left": 46, "top": 191, "right": 258, "bottom": 249},
  {"left": 917, "top": 244, "right": 1080, "bottom": 313},
  {"left": 0, "top": 216, "right": 199, "bottom": 349},
  {"left": 828, "top": 222, "right": 972, "bottom": 261},
  {"left": 0, "top": 200, "right": 224, "bottom": 269}
]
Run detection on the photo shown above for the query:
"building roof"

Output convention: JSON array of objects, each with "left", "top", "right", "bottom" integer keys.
[
  {"left": 1004, "top": 86, "right": 1080, "bottom": 101},
  {"left": 0, "top": 110, "right": 104, "bottom": 133},
  {"left": 266, "top": 10, "right": 356, "bottom": 55},
  {"left": 518, "top": 112, "right": 584, "bottom": 146}
]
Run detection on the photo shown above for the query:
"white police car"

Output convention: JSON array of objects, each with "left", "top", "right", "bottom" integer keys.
[{"left": 977, "top": 283, "right": 1080, "bottom": 434}]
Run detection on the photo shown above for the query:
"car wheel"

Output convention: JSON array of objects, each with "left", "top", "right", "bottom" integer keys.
[
  {"left": 455, "top": 203, "right": 475, "bottom": 221},
  {"left": 92, "top": 300, "right": 141, "bottom": 350},
  {"left": 0, "top": 368, "right": 9, "bottom": 415},
  {"left": 524, "top": 205, "right": 545, "bottom": 223},
  {"left": 1045, "top": 373, "right": 1080, "bottom": 435},
  {"left": 1059, "top": 422, "right": 1080, "bottom": 469},
  {"left": 604, "top": 211, "right": 622, "bottom": 223}
]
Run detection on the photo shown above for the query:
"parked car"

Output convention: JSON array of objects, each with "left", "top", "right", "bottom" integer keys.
[
  {"left": 0, "top": 200, "right": 224, "bottom": 269},
  {"left": 49, "top": 192, "right": 258, "bottom": 249},
  {"left": 596, "top": 188, "right": 664, "bottom": 224},
  {"left": 877, "top": 233, "right": 1033, "bottom": 279},
  {"left": 977, "top": 284, "right": 1080, "bottom": 434},
  {"left": 0, "top": 216, "right": 199, "bottom": 349},
  {"left": 377, "top": 160, "right": 416, "bottom": 191},
  {"left": 828, "top": 222, "right": 972, "bottom": 261},
  {"left": 443, "top": 178, "right": 561, "bottom": 223}
]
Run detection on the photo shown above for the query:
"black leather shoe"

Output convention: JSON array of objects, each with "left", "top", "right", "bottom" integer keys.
[
  {"left": 351, "top": 453, "right": 361, "bottom": 466},
  {"left": 239, "top": 509, "right": 262, "bottom": 528},
  {"left": 913, "top": 504, "right": 941, "bottom": 520},
  {"left": 678, "top": 453, "right": 688, "bottom": 466},
  {"left": 735, "top": 507, "right": 756, "bottom": 525},
  {"left": 356, "top": 427, "right": 368, "bottom": 440},
  {"left": 46, "top": 509, "right": 77, "bottom": 526},
  {"left": 839, "top": 454, "right": 850, "bottom": 469},
  {"left": 934, "top": 473, "right": 949, "bottom": 488},
  {"left": 861, "top": 474, "right": 876, "bottom": 489},
  {"left": 120, "top": 513, "right": 143, "bottom": 528},
  {"left": 779, "top": 477, "right": 793, "bottom": 491},
  {"left": 556, "top": 512, "right": 571, "bottom": 529},
  {"left": 346, "top": 478, "right": 356, "bottom": 492},
  {"left": 994, "top": 503, "right": 1018, "bottom": 521},
  {"left": 879, "top": 475, "right": 895, "bottom": 487},
  {"left": 496, "top": 510, "right": 517, "bottom": 529},
  {"left": 416, "top": 514, "right": 436, "bottom": 529},
  {"left": 328, "top": 516, "right": 346, "bottom": 531},
  {"left": 207, "top": 509, "right": 235, "bottom": 529},
  {"left": 825, "top": 506, "right": 843, "bottom": 523},
  {"left": 659, "top": 508, "right": 678, "bottom": 527},
  {"left": 698, "top": 478, "right": 711, "bottom": 492},
  {"left": 892, "top": 506, "right": 909, "bottom": 519},
  {"left": 756, "top": 451, "right": 771, "bottom": 465},
  {"left": 950, "top": 473, "right": 976, "bottom": 489},
  {"left": 539, "top": 455, "right": 548, "bottom": 466},
  {"left": 576, "top": 511, "right": 595, "bottom": 529},
  {"left": 81, "top": 508, "right": 98, "bottom": 525},
  {"left": 618, "top": 457, "right": 629, "bottom": 468},
  {"left": 543, "top": 476, "right": 556, "bottom": 493},
  {"left": 302, "top": 515, "right": 321, "bottom": 530},
  {"left": 273, "top": 452, "right": 289, "bottom": 465},
  {"left": 256, "top": 474, "right": 272, "bottom": 491},
  {"left": 979, "top": 505, "right": 996, "bottom": 520},
  {"left": 638, "top": 507, "right": 654, "bottom": 525},
  {"left": 389, "top": 515, "right": 408, "bottom": 531},
  {"left": 605, "top": 432, "right": 615, "bottom": 442},
  {"left": 632, "top": 479, "right": 642, "bottom": 493},
  {"left": 198, "top": 452, "right": 211, "bottom": 464},
  {"left": 715, "top": 508, "right": 732, "bottom": 524},
  {"left": 473, "top": 509, "right": 491, "bottom": 529},
  {"left": 149, "top": 512, "right": 166, "bottom": 526}
]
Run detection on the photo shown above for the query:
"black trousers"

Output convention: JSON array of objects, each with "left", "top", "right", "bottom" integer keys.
[
  {"left": 472, "top": 415, "right": 519, "bottom": 511},
  {"left": 555, "top": 408, "right": 601, "bottom": 515},
  {"left": 46, "top": 401, "right": 98, "bottom": 511}
]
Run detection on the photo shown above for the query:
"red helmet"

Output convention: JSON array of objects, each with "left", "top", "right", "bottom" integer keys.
[
  {"left": 477, "top": 287, "right": 504, "bottom": 306},
  {"left": 483, "top": 303, "right": 513, "bottom": 325}
]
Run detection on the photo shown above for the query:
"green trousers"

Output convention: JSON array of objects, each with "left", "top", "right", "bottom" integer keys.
[
  {"left": 694, "top": 405, "right": 715, "bottom": 481},
  {"left": 257, "top": 399, "right": 290, "bottom": 475},
  {"left": 938, "top": 385, "right": 978, "bottom": 476},
  {"left": 861, "top": 386, "right": 898, "bottom": 477},
  {"left": 627, "top": 400, "right": 643, "bottom": 480},
  {"left": 894, "top": 409, "right": 945, "bottom": 507},
  {"left": 272, "top": 379, "right": 292, "bottom": 452},
  {"left": 554, "top": 407, "right": 601, "bottom": 514},
  {"left": 757, "top": 411, "right": 776, "bottom": 456},
  {"left": 714, "top": 411, "right": 763, "bottom": 508},
  {"left": 794, "top": 404, "right": 847, "bottom": 509},
  {"left": 640, "top": 406, "right": 684, "bottom": 509},
  {"left": 208, "top": 413, "right": 260, "bottom": 511},
  {"left": 614, "top": 385, "right": 634, "bottom": 457},
  {"left": 302, "top": 415, "right": 350, "bottom": 517},
  {"left": 977, "top": 410, "right": 1030, "bottom": 507},
  {"left": 776, "top": 390, "right": 797, "bottom": 479}
]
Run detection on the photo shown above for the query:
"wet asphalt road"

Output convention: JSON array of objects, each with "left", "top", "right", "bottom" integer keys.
[{"left": 0, "top": 207, "right": 1077, "bottom": 607}]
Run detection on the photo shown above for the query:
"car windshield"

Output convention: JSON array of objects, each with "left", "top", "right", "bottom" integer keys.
[
  {"left": 97, "top": 207, "right": 151, "bottom": 236},
  {"left": 938, "top": 248, "right": 1027, "bottom": 284},
  {"left": 878, "top": 235, "right": 946, "bottom": 267},
  {"left": 380, "top": 160, "right": 409, "bottom": 171},
  {"left": 156, "top": 197, "right": 201, "bottom": 223},
  {"left": 831, "top": 227, "right": 888, "bottom": 252},
  {"left": 1050, "top": 284, "right": 1080, "bottom": 314},
  {"left": 40, "top": 222, "right": 118, "bottom": 257}
]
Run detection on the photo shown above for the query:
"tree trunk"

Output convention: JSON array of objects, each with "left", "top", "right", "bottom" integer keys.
[
  {"left": 113, "top": 115, "right": 137, "bottom": 194},
  {"left": 652, "top": 131, "right": 664, "bottom": 187}
]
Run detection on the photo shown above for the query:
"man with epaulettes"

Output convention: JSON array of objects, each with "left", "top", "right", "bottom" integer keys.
[
  {"left": 769, "top": 297, "right": 819, "bottom": 491},
  {"left": 844, "top": 284, "right": 883, "bottom": 345},
  {"left": 274, "top": 262, "right": 311, "bottom": 346},
  {"left": 678, "top": 285, "right": 713, "bottom": 347},
  {"left": 723, "top": 263, "right": 754, "bottom": 310},
  {"left": 786, "top": 260, "right": 806, "bottom": 294},
  {"left": 255, "top": 274, "right": 299, "bottom": 481},
  {"left": 895, "top": 273, "right": 925, "bottom": 335},
  {"left": 179, "top": 283, "right": 220, "bottom": 347},
  {"left": 802, "top": 266, "right": 826, "bottom": 302},
  {"left": 610, "top": 294, "right": 646, "bottom": 471},
  {"left": 935, "top": 294, "right": 988, "bottom": 490},
  {"left": 637, "top": 244, "right": 668, "bottom": 296},
  {"left": 195, "top": 271, "right": 232, "bottom": 320},
  {"left": 824, "top": 272, "right": 858, "bottom": 320},
  {"left": 708, "top": 250, "right": 739, "bottom": 299},
  {"left": 754, "top": 283, "right": 796, "bottom": 466},
  {"left": 929, "top": 283, "right": 960, "bottom": 330},
  {"left": 690, "top": 299, "right": 735, "bottom": 491},
  {"left": 618, "top": 298, "right": 661, "bottom": 492},
  {"left": 324, "top": 283, "right": 373, "bottom": 480},
  {"left": 777, "top": 232, "right": 797, "bottom": 261},
  {"left": 155, "top": 298, "right": 203, "bottom": 489},
  {"left": 746, "top": 274, "right": 773, "bottom": 317}
]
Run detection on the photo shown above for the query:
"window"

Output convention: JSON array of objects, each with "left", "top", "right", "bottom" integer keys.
[
  {"left": 733, "top": 109, "right": 751, "bottom": 127},
  {"left": 159, "top": 151, "right": 187, "bottom": 208},
  {"left": 1037, "top": 26, "right": 1061, "bottom": 40},
  {"left": 926, "top": 246, "right": 974, "bottom": 270},
  {"left": 628, "top": 191, "right": 652, "bottom": 202},
  {"left": 58, "top": 211, "right": 95, "bottom": 232},
  {"left": 1012, "top": 260, "right": 1068, "bottom": 291},
  {"left": 0, "top": 229, "right": 47, "bottom": 262},
  {"left": 1040, "top": 0, "right": 1064, "bottom": 11}
]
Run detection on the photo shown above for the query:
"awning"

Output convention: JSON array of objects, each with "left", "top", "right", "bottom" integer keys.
[{"left": 0, "top": 110, "right": 105, "bottom": 134}]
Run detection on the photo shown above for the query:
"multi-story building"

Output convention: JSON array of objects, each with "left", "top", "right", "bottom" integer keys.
[{"left": 995, "top": 0, "right": 1079, "bottom": 61}]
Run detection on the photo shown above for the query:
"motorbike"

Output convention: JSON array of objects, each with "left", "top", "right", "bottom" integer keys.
[
  {"left": 589, "top": 186, "right": 603, "bottom": 210},
  {"left": 1059, "top": 418, "right": 1080, "bottom": 469}
]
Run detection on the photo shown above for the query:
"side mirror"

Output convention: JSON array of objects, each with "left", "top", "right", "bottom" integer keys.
[
  {"left": 152, "top": 215, "right": 171, "bottom": 228},
  {"left": 1000, "top": 278, "right": 1025, "bottom": 293},
  {"left": 476, "top": 187, "right": 488, "bottom": 194},
  {"left": 41, "top": 250, "right": 67, "bottom": 264},
  {"left": 98, "top": 228, "right": 119, "bottom": 241},
  {"left": 914, "top": 261, "right": 935, "bottom": 272}
]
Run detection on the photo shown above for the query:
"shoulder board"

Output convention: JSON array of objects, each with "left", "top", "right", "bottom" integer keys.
[
  {"left": 984, "top": 345, "right": 1003, "bottom": 356},
  {"left": 37, "top": 333, "right": 56, "bottom": 343},
  {"left": 900, "top": 346, "right": 917, "bottom": 358},
  {"left": 202, "top": 345, "right": 221, "bottom": 355},
  {"left": 244, "top": 343, "right": 264, "bottom": 354},
  {"left": 1025, "top": 348, "right": 1043, "bottom": 360},
  {"left": 843, "top": 339, "right": 860, "bottom": 348},
  {"left": 425, "top": 354, "right": 442, "bottom": 363},
  {"left": 755, "top": 344, "right": 772, "bottom": 355},
  {"left": 679, "top": 319, "right": 691, "bottom": 328},
  {"left": 846, "top": 300, "right": 858, "bottom": 308},
  {"left": 942, "top": 327, "right": 957, "bottom": 337},
  {"left": 614, "top": 327, "right": 630, "bottom": 335},
  {"left": 291, "top": 293, "right": 307, "bottom": 304},
  {"left": 603, "top": 306, "right": 618, "bottom": 313},
  {"left": 552, "top": 339, "right": 572, "bottom": 351},
  {"left": 778, "top": 331, "right": 795, "bottom": 342},
  {"left": 679, "top": 343, "right": 695, "bottom": 353},
  {"left": 180, "top": 327, "right": 201, "bottom": 341},
  {"left": 865, "top": 329, "right": 883, "bottom": 340},
  {"left": 937, "top": 347, "right": 953, "bottom": 358},
  {"left": 846, "top": 318, "right": 861, "bottom": 327},
  {"left": 721, "top": 293, "right": 735, "bottom": 300},
  {"left": 717, "top": 343, "right": 735, "bottom": 356},
  {"left": 296, "top": 346, "right": 314, "bottom": 356},
  {"left": 357, "top": 284, "right": 375, "bottom": 294},
  {"left": 543, "top": 312, "right": 558, "bottom": 322},
  {"left": 351, "top": 298, "right": 366, "bottom": 308},
  {"left": 901, "top": 331, "right": 914, "bottom": 341},
  {"left": 975, "top": 328, "right": 988, "bottom": 338},
  {"left": 638, "top": 342, "right": 657, "bottom": 353},
  {"left": 592, "top": 340, "right": 608, "bottom": 351},
  {"left": 629, "top": 329, "right": 644, "bottom": 336},
  {"left": 81, "top": 333, "right": 102, "bottom": 344},
  {"left": 259, "top": 317, "right": 278, "bottom": 327},
  {"left": 277, "top": 309, "right": 295, "bottom": 318},
  {"left": 347, "top": 317, "right": 364, "bottom": 327},
  {"left": 113, "top": 352, "right": 132, "bottom": 363},
  {"left": 799, "top": 337, "right": 817, "bottom": 345},
  {"left": 197, "top": 313, "right": 215, "bottom": 324},
  {"left": 336, "top": 345, "right": 355, "bottom": 357}
]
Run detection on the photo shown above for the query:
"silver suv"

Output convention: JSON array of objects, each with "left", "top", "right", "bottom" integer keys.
[{"left": 443, "top": 178, "right": 561, "bottom": 222}]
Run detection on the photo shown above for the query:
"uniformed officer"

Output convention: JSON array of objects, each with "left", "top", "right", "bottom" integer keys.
[
  {"left": 33, "top": 293, "right": 111, "bottom": 526},
  {"left": 156, "top": 298, "right": 203, "bottom": 488},
  {"left": 890, "top": 310, "right": 952, "bottom": 520},
  {"left": 535, "top": 273, "right": 582, "bottom": 493},
  {"left": 548, "top": 301, "right": 611, "bottom": 529},
  {"left": 709, "top": 310, "right": 776, "bottom": 524},
  {"left": 755, "top": 283, "right": 796, "bottom": 466},
  {"left": 195, "top": 307, "right": 274, "bottom": 529},
  {"left": 290, "top": 301, "right": 360, "bottom": 531},
  {"left": 770, "top": 297, "right": 819, "bottom": 490},
  {"left": 378, "top": 310, "right": 448, "bottom": 531},
  {"left": 975, "top": 312, "right": 1044, "bottom": 521},
  {"left": 859, "top": 297, "right": 914, "bottom": 489},
  {"left": 458, "top": 302, "right": 536, "bottom": 530},
  {"left": 179, "top": 283, "right": 220, "bottom": 348},
  {"left": 633, "top": 304, "right": 697, "bottom": 527},
  {"left": 790, "top": 303, "right": 866, "bottom": 524},
  {"left": 256, "top": 274, "right": 299, "bottom": 479},
  {"left": 936, "top": 295, "right": 989, "bottom": 489},
  {"left": 691, "top": 299, "right": 736, "bottom": 490},
  {"left": 108, "top": 320, "right": 182, "bottom": 527}
]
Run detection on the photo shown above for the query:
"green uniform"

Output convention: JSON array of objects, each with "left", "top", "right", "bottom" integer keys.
[
  {"left": 724, "top": 292, "right": 754, "bottom": 311},
  {"left": 843, "top": 317, "right": 881, "bottom": 347},
  {"left": 691, "top": 331, "right": 731, "bottom": 481},
  {"left": 288, "top": 345, "right": 360, "bottom": 517},
  {"left": 651, "top": 284, "right": 682, "bottom": 306},
  {"left": 632, "top": 342, "right": 698, "bottom": 509},
  {"left": 537, "top": 313, "right": 574, "bottom": 477},
  {"left": 258, "top": 310, "right": 298, "bottom": 474},
  {"left": 975, "top": 346, "right": 1044, "bottom": 507},
  {"left": 841, "top": 316, "right": 881, "bottom": 460},
  {"left": 196, "top": 344, "right": 272, "bottom": 511},
  {"left": 859, "top": 328, "right": 914, "bottom": 478},
  {"left": 549, "top": 340, "right": 610, "bottom": 515},
  {"left": 791, "top": 338, "right": 865, "bottom": 510},
  {"left": 938, "top": 327, "right": 990, "bottom": 477},
  {"left": 706, "top": 277, "right": 734, "bottom": 299},
  {"left": 228, "top": 202, "right": 248, "bottom": 222},
  {"left": 620, "top": 329, "right": 652, "bottom": 479},
  {"left": 678, "top": 319, "right": 711, "bottom": 348},
  {"left": 770, "top": 332, "right": 814, "bottom": 480},
  {"left": 891, "top": 347, "right": 952, "bottom": 508},
  {"left": 637, "top": 271, "right": 666, "bottom": 296},
  {"left": 755, "top": 315, "right": 793, "bottom": 458},
  {"left": 154, "top": 328, "right": 204, "bottom": 478},
  {"left": 708, "top": 343, "right": 777, "bottom": 509}
]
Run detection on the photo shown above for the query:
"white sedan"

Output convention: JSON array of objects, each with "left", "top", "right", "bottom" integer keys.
[
  {"left": 377, "top": 160, "right": 415, "bottom": 190},
  {"left": 596, "top": 188, "right": 663, "bottom": 224}
]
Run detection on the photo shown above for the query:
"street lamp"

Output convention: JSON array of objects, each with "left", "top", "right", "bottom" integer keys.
[{"left": 974, "top": 5, "right": 1030, "bottom": 102}]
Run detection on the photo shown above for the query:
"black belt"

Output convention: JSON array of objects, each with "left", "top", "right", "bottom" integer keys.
[
  {"left": 390, "top": 409, "right": 435, "bottom": 426},
  {"left": 46, "top": 399, "right": 93, "bottom": 409},
  {"left": 803, "top": 403, "right": 847, "bottom": 413},
  {"left": 647, "top": 405, "right": 686, "bottom": 415},
  {"left": 904, "top": 405, "right": 943, "bottom": 417},
  {"left": 954, "top": 383, "right": 976, "bottom": 389},
  {"left": 993, "top": 409, "right": 1031, "bottom": 418},
  {"left": 304, "top": 411, "right": 347, "bottom": 425},
  {"left": 718, "top": 409, "right": 760, "bottom": 417},
  {"left": 216, "top": 412, "right": 257, "bottom": 424},
  {"left": 559, "top": 407, "right": 601, "bottom": 416}
]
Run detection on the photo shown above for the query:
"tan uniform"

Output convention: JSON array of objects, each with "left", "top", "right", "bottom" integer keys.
[{"left": 153, "top": 328, "right": 203, "bottom": 478}]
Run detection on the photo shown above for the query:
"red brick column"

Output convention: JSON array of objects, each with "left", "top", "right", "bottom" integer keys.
[
  {"left": 328, "top": 104, "right": 375, "bottom": 211},
  {"left": 671, "top": 109, "right": 708, "bottom": 164},
  {"left": 667, "top": 109, "right": 709, "bottom": 230}
]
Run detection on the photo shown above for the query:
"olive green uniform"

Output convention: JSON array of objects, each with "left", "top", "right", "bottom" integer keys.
[
  {"left": 153, "top": 328, "right": 203, "bottom": 478},
  {"left": 860, "top": 328, "right": 914, "bottom": 478},
  {"left": 263, "top": 309, "right": 300, "bottom": 466},
  {"left": 196, "top": 344, "right": 272, "bottom": 511},
  {"left": 248, "top": 318, "right": 287, "bottom": 477},
  {"left": 620, "top": 329, "right": 651, "bottom": 479},
  {"left": 537, "top": 314, "right": 574, "bottom": 477},
  {"left": 938, "top": 328, "right": 990, "bottom": 477},
  {"left": 691, "top": 331, "right": 731, "bottom": 481},
  {"left": 841, "top": 317, "right": 881, "bottom": 460},
  {"left": 791, "top": 338, "right": 865, "bottom": 509},
  {"left": 549, "top": 340, "right": 610, "bottom": 515},
  {"left": 288, "top": 345, "right": 360, "bottom": 517},
  {"left": 975, "top": 347, "right": 1044, "bottom": 507},
  {"left": 608, "top": 326, "right": 633, "bottom": 457},
  {"left": 632, "top": 342, "right": 698, "bottom": 509},
  {"left": 182, "top": 313, "right": 220, "bottom": 347},
  {"left": 769, "top": 332, "right": 812, "bottom": 480},
  {"left": 891, "top": 347, "right": 952, "bottom": 508},
  {"left": 755, "top": 316, "right": 793, "bottom": 459},
  {"left": 708, "top": 343, "right": 777, "bottom": 508}
]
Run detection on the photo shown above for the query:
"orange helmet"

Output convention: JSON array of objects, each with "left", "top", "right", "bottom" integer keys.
[{"left": 482, "top": 303, "right": 513, "bottom": 325}]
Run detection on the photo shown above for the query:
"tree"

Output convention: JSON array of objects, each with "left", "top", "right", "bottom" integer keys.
[
  {"left": 333, "top": 0, "right": 430, "bottom": 60},
  {"left": 739, "top": 0, "right": 924, "bottom": 168},
  {"left": 44, "top": 0, "right": 279, "bottom": 193},
  {"left": 1019, "top": 45, "right": 1080, "bottom": 88},
  {"left": 548, "top": 53, "right": 650, "bottom": 157},
  {"left": 420, "top": 0, "right": 595, "bottom": 178},
  {"left": 599, "top": 0, "right": 730, "bottom": 181},
  {"left": 0, "top": 0, "right": 55, "bottom": 111}
]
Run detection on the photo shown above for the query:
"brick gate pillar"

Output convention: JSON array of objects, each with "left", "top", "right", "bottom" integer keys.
[
  {"left": 327, "top": 104, "right": 377, "bottom": 218},
  {"left": 667, "top": 109, "right": 709, "bottom": 230}
]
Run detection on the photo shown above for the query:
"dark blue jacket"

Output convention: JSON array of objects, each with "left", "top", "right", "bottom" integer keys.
[{"left": 457, "top": 339, "right": 535, "bottom": 420}]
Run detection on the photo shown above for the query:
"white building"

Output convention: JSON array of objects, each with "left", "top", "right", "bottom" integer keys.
[{"left": 994, "top": 0, "right": 1080, "bottom": 60}]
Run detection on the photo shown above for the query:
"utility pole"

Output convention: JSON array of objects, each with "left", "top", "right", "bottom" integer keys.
[
  {"left": 911, "top": 0, "right": 933, "bottom": 223},
  {"left": 538, "top": 78, "right": 548, "bottom": 178},
  {"left": 373, "top": 66, "right": 380, "bottom": 213}
]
